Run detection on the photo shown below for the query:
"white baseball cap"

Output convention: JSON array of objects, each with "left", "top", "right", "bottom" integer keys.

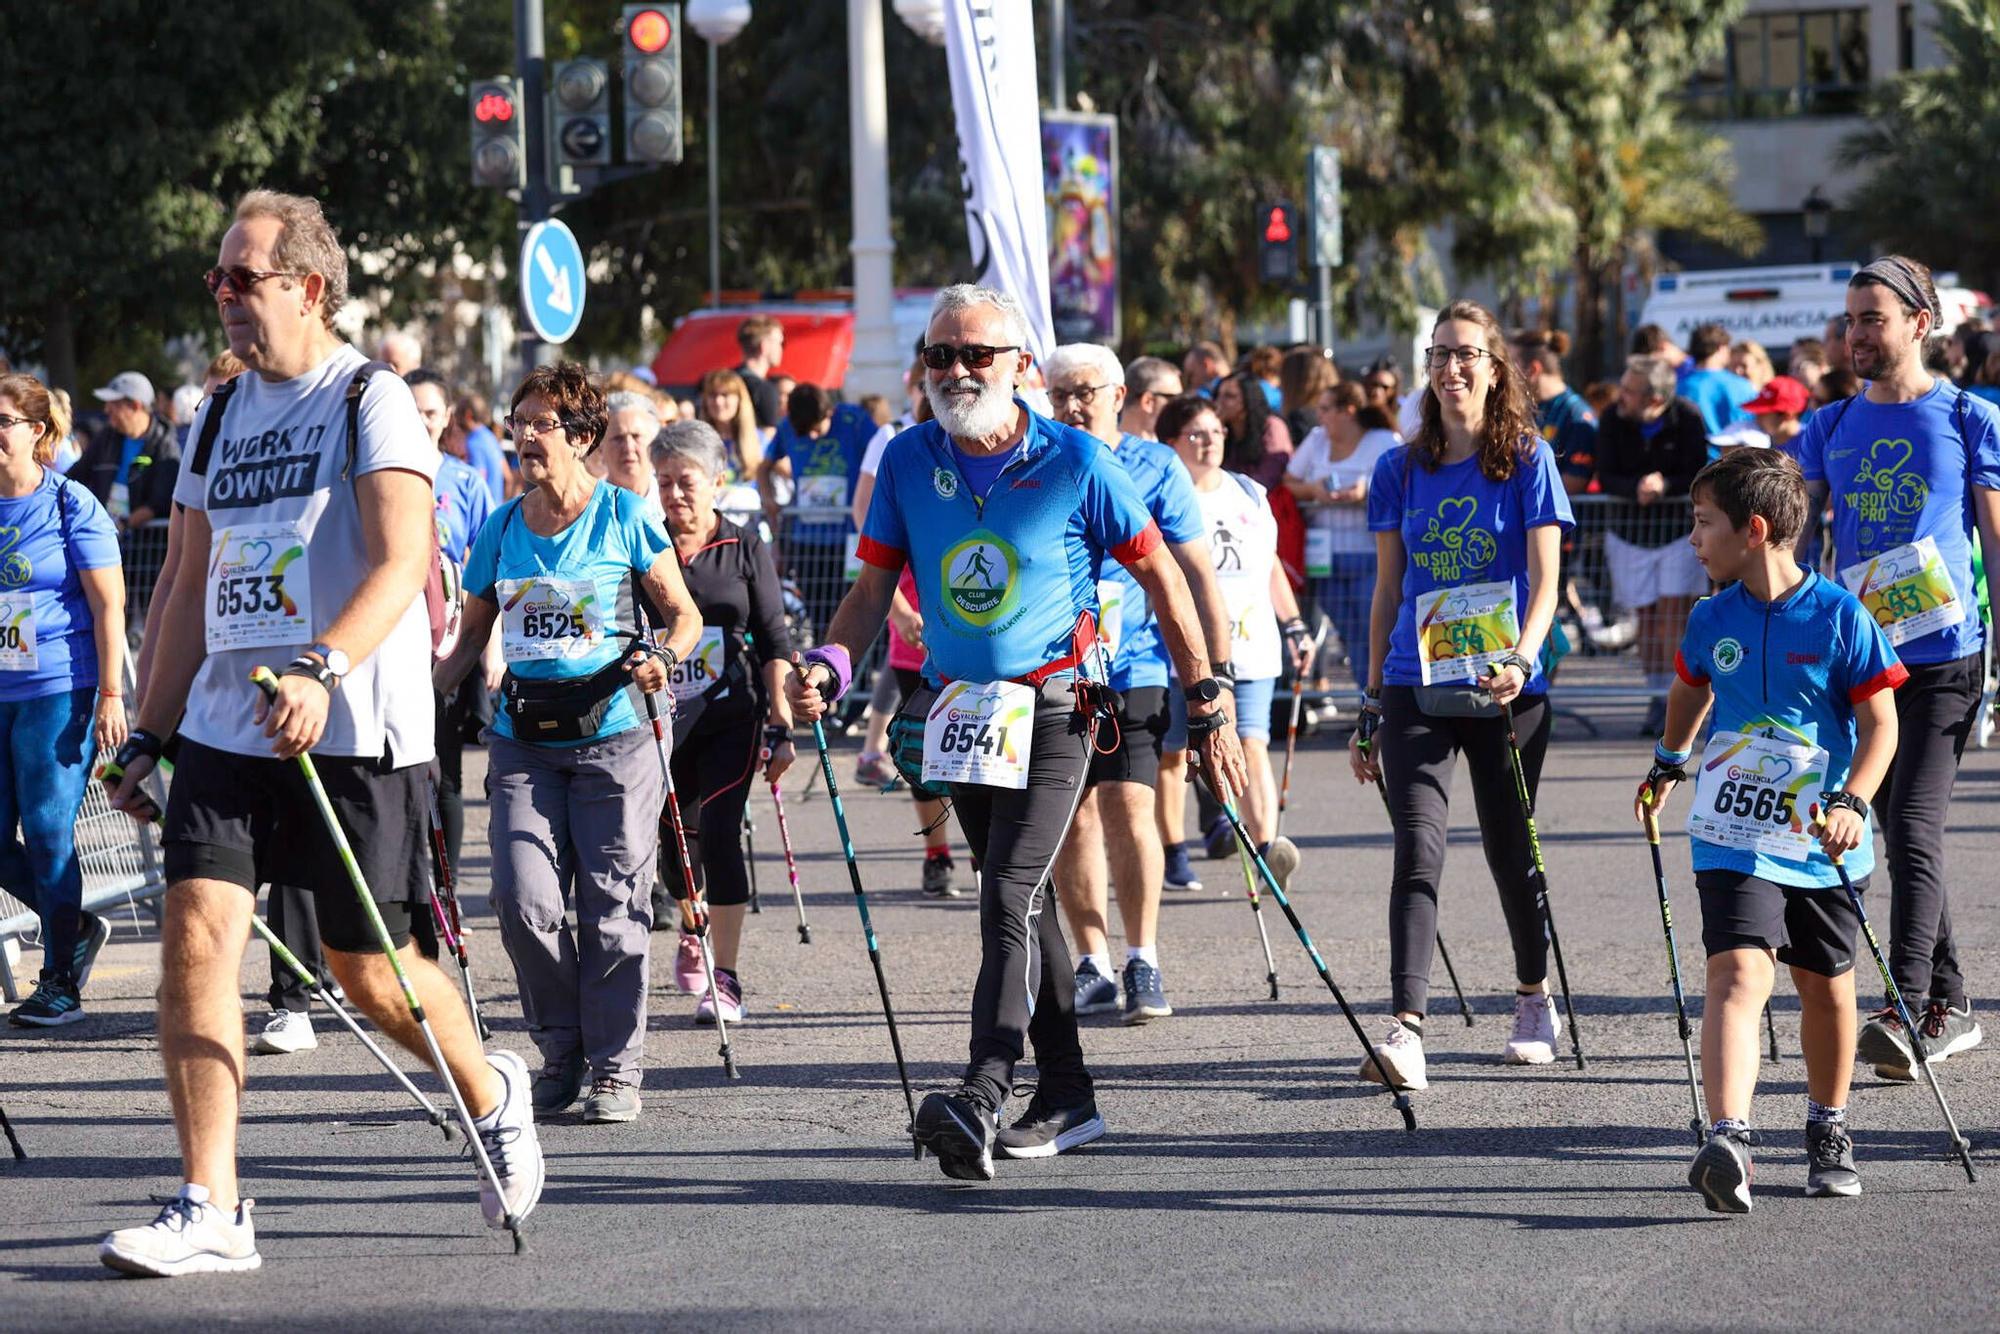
[{"left": 92, "top": 371, "right": 156, "bottom": 405}]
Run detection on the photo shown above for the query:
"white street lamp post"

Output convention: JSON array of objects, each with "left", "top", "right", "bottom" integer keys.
[{"left": 688, "top": 0, "right": 752, "bottom": 309}]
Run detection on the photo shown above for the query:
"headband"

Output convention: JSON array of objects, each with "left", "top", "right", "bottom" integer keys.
[{"left": 1853, "top": 258, "right": 1939, "bottom": 323}]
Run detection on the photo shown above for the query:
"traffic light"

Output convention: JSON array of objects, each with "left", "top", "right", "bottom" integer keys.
[
  {"left": 552, "top": 58, "right": 612, "bottom": 168},
  {"left": 1257, "top": 201, "right": 1298, "bottom": 284},
  {"left": 469, "top": 77, "right": 526, "bottom": 191},
  {"left": 1307, "top": 148, "right": 1342, "bottom": 269},
  {"left": 622, "top": 4, "right": 683, "bottom": 165}
]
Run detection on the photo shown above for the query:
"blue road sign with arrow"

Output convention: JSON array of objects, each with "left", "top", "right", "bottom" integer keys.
[{"left": 521, "top": 219, "right": 586, "bottom": 344}]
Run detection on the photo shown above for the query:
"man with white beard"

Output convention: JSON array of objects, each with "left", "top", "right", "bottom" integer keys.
[{"left": 786, "top": 285, "right": 1246, "bottom": 1181}]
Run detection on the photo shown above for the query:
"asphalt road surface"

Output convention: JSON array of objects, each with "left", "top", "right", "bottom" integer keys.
[{"left": 3, "top": 725, "right": 1995, "bottom": 1331}]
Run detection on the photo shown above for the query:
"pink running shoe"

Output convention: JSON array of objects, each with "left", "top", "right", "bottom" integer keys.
[
  {"left": 695, "top": 970, "right": 745, "bottom": 1025},
  {"left": 674, "top": 931, "right": 706, "bottom": 994}
]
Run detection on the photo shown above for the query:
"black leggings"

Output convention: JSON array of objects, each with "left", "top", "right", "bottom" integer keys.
[
  {"left": 1378, "top": 687, "right": 1552, "bottom": 1016},
  {"left": 658, "top": 715, "right": 761, "bottom": 907},
  {"left": 1880, "top": 652, "right": 1983, "bottom": 1007},
  {"left": 945, "top": 684, "right": 1095, "bottom": 1111}
]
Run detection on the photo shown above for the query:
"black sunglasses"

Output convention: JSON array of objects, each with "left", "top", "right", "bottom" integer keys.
[
  {"left": 920, "top": 342, "right": 1021, "bottom": 372},
  {"left": 204, "top": 265, "right": 304, "bottom": 297}
]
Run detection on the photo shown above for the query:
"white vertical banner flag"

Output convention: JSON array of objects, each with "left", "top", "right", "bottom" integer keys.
[{"left": 944, "top": 0, "right": 1054, "bottom": 361}]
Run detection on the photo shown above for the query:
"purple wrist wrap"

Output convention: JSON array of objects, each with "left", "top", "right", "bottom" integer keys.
[{"left": 802, "top": 645, "right": 853, "bottom": 701}]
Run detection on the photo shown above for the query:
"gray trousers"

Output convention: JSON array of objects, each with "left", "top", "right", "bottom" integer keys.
[{"left": 486, "top": 724, "right": 665, "bottom": 1079}]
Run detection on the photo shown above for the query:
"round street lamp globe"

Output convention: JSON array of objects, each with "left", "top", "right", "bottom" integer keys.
[
  {"left": 687, "top": 0, "right": 752, "bottom": 45},
  {"left": 892, "top": 0, "right": 947, "bottom": 46}
]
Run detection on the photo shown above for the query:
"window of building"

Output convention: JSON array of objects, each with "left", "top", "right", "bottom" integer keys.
[{"left": 1687, "top": 8, "right": 1870, "bottom": 118}]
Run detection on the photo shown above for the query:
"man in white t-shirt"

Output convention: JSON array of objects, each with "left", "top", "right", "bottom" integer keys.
[{"left": 103, "top": 189, "right": 543, "bottom": 1277}]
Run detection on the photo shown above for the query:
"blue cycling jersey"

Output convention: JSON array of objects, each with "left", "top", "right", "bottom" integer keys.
[
  {"left": 1675, "top": 570, "right": 1905, "bottom": 888},
  {"left": 1794, "top": 380, "right": 2000, "bottom": 666},
  {"left": 1099, "top": 434, "right": 1204, "bottom": 690},
  {"left": 1536, "top": 388, "right": 1598, "bottom": 483},
  {"left": 859, "top": 405, "right": 1161, "bottom": 687}
]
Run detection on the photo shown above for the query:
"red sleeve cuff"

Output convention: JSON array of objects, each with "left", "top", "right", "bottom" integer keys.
[
  {"left": 856, "top": 534, "right": 905, "bottom": 570},
  {"left": 1112, "top": 520, "right": 1163, "bottom": 567},
  {"left": 1850, "top": 662, "right": 1909, "bottom": 703},
  {"left": 1674, "top": 649, "right": 1709, "bottom": 689}
]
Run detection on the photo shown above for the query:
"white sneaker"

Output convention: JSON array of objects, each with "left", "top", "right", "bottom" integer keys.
[
  {"left": 252, "top": 1009, "right": 318, "bottom": 1055},
  {"left": 100, "top": 1186, "right": 261, "bottom": 1277},
  {"left": 1358, "top": 1017, "right": 1428, "bottom": 1090},
  {"left": 1504, "top": 990, "right": 1561, "bottom": 1065},
  {"left": 475, "top": 1049, "right": 545, "bottom": 1229}
]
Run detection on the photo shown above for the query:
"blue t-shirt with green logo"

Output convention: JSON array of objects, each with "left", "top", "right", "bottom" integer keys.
[
  {"left": 0, "top": 473, "right": 121, "bottom": 702},
  {"left": 1366, "top": 440, "right": 1574, "bottom": 693},
  {"left": 1793, "top": 380, "right": 2000, "bottom": 666},
  {"left": 858, "top": 407, "right": 1161, "bottom": 687},
  {"left": 1100, "top": 434, "right": 1204, "bottom": 690}
]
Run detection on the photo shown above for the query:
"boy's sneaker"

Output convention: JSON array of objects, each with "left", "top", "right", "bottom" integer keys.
[
  {"left": 1804, "top": 1120, "right": 1861, "bottom": 1198},
  {"left": 995, "top": 1091, "right": 1105, "bottom": 1159},
  {"left": 581, "top": 1076, "right": 642, "bottom": 1124},
  {"left": 1857, "top": 1006, "right": 1919, "bottom": 1081},
  {"left": 252, "top": 1008, "right": 318, "bottom": 1055},
  {"left": 1263, "top": 837, "right": 1300, "bottom": 893},
  {"left": 1358, "top": 1017, "right": 1428, "bottom": 1090},
  {"left": 1503, "top": 990, "right": 1561, "bottom": 1065},
  {"left": 73, "top": 910, "right": 113, "bottom": 991},
  {"left": 1073, "top": 959, "right": 1119, "bottom": 1016},
  {"left": 673, "top": 930, "right": 707, "bottom": 994},
  {"left": 1162, "top": 844, "right": 1203, "bottom": 893},
  {"left": 1688, "top": 1127, "right": 1757, "bottom": 1214},
  {"left": 532, "top": 1048, "right": 586, "bottom": 1116},
  {"left": 921, "top": 851, "right": 959, "bottom": 899},
  {"left": 100, "top": 1186, "right": 260, "bottom": 1278},
  {"left": 1918, "top": 999, "right": 1983, "bottom": 1061},
  {"left": 913, "top": 1088, "right": 998, "bottom": 1181},
  {"left": 1121, "top": 958, "right": 1172, "bottom": 1025},
  {"left": 9, "top": 971, "right": 83, "bottom": 1028},
  {"left": 695, "top": 969, "right": 745, "bottom": 1025},
  {"left": 855, "top": 752, "right": 897, "bottom": 788},
  {"left": 475, "top": 1050, "right": 545, "bottom": 1228}
]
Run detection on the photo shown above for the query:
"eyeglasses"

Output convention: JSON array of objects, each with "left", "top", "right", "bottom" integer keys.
[
  {"left": 1048, "top": 383, "right": 1110, "bottom": 410},
  {"left": 0, "top": 414, "right": 36, "bottom": 433},
  {"left": 203, "top": 265, "right": 304, "bottom": 297},
  {"left": 920, "top": 342, "right": 1020, "bottom": 371},
  {"left": 503, "top": 414, "right": 566, "bottom": 439},
  {"left": 1423, "top": 345, "right": 1495, "bottom": 371}
]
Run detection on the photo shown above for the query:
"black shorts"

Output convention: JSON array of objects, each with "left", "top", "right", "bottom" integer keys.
[
  {"left": 1696, "top": 869, "right": 1863, "bottom": 978},
  {"left": 163, "top": 739, "right": 428, "bottom": 953},
  {"left": 1086, "top": 686, "right": 1171, "bottom": 787}
]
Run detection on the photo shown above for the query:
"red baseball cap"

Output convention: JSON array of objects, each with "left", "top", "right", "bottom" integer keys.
[{"left": 1743, "top": 375, "right": 1808, "bottom": 417}]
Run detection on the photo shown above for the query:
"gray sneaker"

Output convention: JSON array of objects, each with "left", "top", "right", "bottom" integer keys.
[
  {"left": 1804, "top": 1120, "right": 1860, "bottom": 1198},
  {"left": 1121, "top": 958, "right": 1173, "bottom": 1025},
  {"left": 531, "top": 1048, "right": 586, "bottom": 1116},
  {"left": 1073, "top": 959, "right": 1118, "bottom": 1016},
  {"left": 921, "top": 852, "right": 959, "bottom": 899},
  {"left": 581, "top": 1077, "right": 642, "bottom": 1124},
  {"left": 1263, "top": 837, "right": 1300, "bottom": 894},
  {"left": 1688, "top": 1127, "right": 1756, "bottom": 1214},
  {"left": 1918, "top": 999, "right": 1983, "bottom": 1061},
  {"left": 1857, "top": 1006, "right": 1915, "bottom": 1079}
]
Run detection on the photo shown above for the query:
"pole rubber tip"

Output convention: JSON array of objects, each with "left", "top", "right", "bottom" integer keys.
[
  {"left": 799, "top": 926, "right": 812, "bottom": 944},
  {"left": 1395, "top": 1095, "right": 1417, "bottom": 1132},
  {"left": 509, "top": 1222, "right": 528, "bottom": 1255}
]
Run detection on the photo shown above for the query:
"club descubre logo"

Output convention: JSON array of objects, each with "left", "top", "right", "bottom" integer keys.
[
  {"left": 941, "top": 532, "right": 1019, "bottom": 625},
  {"left": 933, "top": 467, "right": 959, "bottom": 500},
  {"left": 1711, "top": 636, "right": 1745, "bottom": 674}
]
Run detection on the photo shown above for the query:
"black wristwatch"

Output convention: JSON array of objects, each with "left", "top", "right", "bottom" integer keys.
[
  {"left": 1821, "top": 790, "right": 1871, "bottom": 822},
  {"left": 1185, "top": 676, "right": 1227, "bottom": 705},
  {"left": 283, "top": 655, "right": 338, "bottom": 693}
]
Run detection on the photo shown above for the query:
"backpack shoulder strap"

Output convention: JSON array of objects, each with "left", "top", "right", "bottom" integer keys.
[
  {"left": 188, "top": 376, "right": 242, "bottom": 477},
  {"left": 1823, "top": 392, "right": 1860, "bottom": 444},
  {"left": 340, "top": 359, "right": 396, "bottom": 483}
]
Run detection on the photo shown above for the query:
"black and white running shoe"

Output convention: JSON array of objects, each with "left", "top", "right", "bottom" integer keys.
[
  {"left": 914, "top": 1089, "right": 998, "bottom": 1181},
  {"left": 996, "top": 1093, "right": 1105, "bottom": 1160},
  {"left": 1688, "top": 1127, "right": 1756, "bottom": 1214}
]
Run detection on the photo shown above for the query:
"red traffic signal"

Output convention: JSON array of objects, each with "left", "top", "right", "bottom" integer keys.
[
  {"left": 628, "top": 7, "right": 672, "bottom": 52},
  {"left": 1263, "top": 206, "right": 1292, "bottom": 245},
  {"left": 1257, "top": 201, "right": 1298, "bottom": 283},
  {"left": 474, "top": 90, "right": 516, "bottom": 124}
]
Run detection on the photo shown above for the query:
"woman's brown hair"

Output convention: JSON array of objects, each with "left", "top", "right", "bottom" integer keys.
[
  {"left": 1324, "top": 380, "right": 1396, "bottom": 433},
  {"left": 1279, "top": 345, "right": 1338, "bottom": 417},
  {"left": 697, "top": 367, "right": 764, "bottom": 474},
  {"left": 512, "top": 362, "right": 607, "bottom": 451},
  {"left": 1410, "top": 300, "right": 1539, "bottom": 482},
  {"left": 0, "top": 373, "right": 71, "bottom": 467}
]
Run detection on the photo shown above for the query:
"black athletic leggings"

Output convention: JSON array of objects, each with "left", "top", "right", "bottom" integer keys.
[
  {"left": 658, "top": 714, "right": 761, "bottom": 908},
  {"left": 944, "top": 683, "right": 1096, "bottom": 1112},
  {"left": 1378, "top": 686, "right": 1552, "bottom": 1016},
  {"left": 1880, "top": 652, "right": 1983, "bottom": 1007}
]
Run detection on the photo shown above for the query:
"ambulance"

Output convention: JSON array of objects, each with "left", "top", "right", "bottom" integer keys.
[{"left": 1639, "top": 263, "right": 1987, "bottom": 356}]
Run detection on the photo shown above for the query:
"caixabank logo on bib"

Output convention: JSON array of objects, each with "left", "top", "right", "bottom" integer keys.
[{"left": 942, "top": 532, "right": 1021, "bottom": 630}]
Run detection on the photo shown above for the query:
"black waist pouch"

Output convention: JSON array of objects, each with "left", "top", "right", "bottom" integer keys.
[{"left": 502, "top": 656, "right": 632, "bottom": 743}]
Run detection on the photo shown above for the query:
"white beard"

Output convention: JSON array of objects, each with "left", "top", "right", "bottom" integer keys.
[{"left": 927, "top": 376, "right": 1017, "bottom": 442}]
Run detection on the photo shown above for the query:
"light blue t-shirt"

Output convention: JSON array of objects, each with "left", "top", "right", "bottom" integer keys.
[
  {"left": 767, "top": 403, "right": 875, "bottom": 546},
  {"left": 1367, "top": 441, "right": 1575, "bottom": 693},
  {"left": 463, "top": 424, "right": 508, "bottom": 503},
  {"left": 1794, "top": 380, "right": 2000, "bottom": 666},
  {"left": 1101, "top": 435, "right": 1204, "bottom": 690},
  {"left": 463, "top": 481, "right": 672, "bottom": 746},
  {"left": 1680, "top": 367, "right": 1758, "bottom": 438},
  {"left": 0, "top": 473, "right": 121, "bottom": 701},
  {"left": 435, "top": 453, "right": 495, "bottom": 565}
]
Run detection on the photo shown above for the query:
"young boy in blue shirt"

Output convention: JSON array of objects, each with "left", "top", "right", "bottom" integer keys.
[{"left": 1635, "top": 447, "right": 1903, "bottom": 1213}]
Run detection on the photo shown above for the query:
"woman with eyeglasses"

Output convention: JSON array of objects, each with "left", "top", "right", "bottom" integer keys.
[
  {"left": 433, "top": 363, "right": 701, "bottom": 1125},
  {"left": 1212, "top": 370, "right": 1293, "bottom": 490},
  {"left": 1348, "top": 300, "right": 1576, "bottom": 1092},
  {"left": 1284, "top": 381, "right": 1400, "bottom": 692},
  {"left": 0, "top": 373, "right": 126, "bottom": 1026}
]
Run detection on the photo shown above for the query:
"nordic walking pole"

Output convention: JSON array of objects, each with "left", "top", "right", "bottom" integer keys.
[
  {"left": 1233, "top": 839, "right": 1281, "bottom": 1000},
  {"left": 1205, "top": 761, "right": 1416, "bottom": 1131},
  {"left": 249, "top": 668, "right": 526, "bottom": 1253},
  {"left": 743, "top": 805, "right": 762, "bottom": 914},
  {"left": 1764, "top": 1002, "right": 1781, "bottom": 1063},
  {"left": 424, "top": 777, "right": 491, "bottom": 1042},
  {"left": 249, "top": 912, "right": 456, "bottom": 1140},
  {"left": 1499, "top": 700, "right": 1586, "bottom": 1070},
  {"left": 0, "top": 1104, "right": 23, "bottom": 1160},
  {"left": 807, "top": 712, "right": 920, "bottom": 1157},
  {"left": 766, "top": 773, "right": 813, "bottom": 944},
  {"left": 1355, "top": 713, "right": 1474, "bottom": 1027},
  {"left": 1640, "top": 802, "right": 1707, "bottom": 1149},
  {"left": 641, "top": 691, "right": 739, "bottom": 1080},
  {"left": 1822, "top": 817, "right": 1977, "bottom": 1184},
  {"left": 1275, "top": 622, "right": 1326, "bottom": 840}
]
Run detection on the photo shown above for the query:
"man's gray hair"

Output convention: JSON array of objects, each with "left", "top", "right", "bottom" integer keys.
[
  {"left": 1043, "top": 343, "right": 1125, "bottom": 389},
  {"left": 1627, "top": 355, "right": 1677, "bottom": 403},
  {"left": 234, "top": 189, "right": 347, "bottom": 330},
  {"left": 1124, "top": 355, "right": 1179, "bottom": 397},
  {"left": 606, "top": 390, "right": 663, "bottom": 424},
  {"left": 928, "top": 283, "right": 1032, "bottom": 350},
  {"left": 650, "top": 417, "right": 729, "bottom": 479}
]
